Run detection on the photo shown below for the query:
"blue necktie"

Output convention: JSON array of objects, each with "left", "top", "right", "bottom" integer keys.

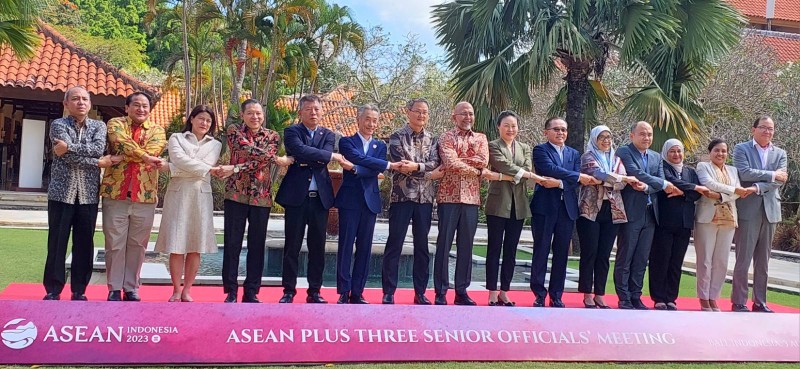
[
  {"left": 642, "top": 153, "right": 651, "bottom": 206},
  {"left": 308, "top": 129, "right": 318, "bottom": 191}
]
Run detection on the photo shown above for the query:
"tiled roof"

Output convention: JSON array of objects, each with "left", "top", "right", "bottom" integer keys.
[
  {"left": 149, "top": 89, "right": 240, "bottom": 129},
  {"left": 0, "top": 23, "right": 159, "bottom": 99},
  {"left": 276, "top": 88, "right": 396, "bottom": 137},
  {"left": 726, "top": 0, "right": 800, "bottom": 23},
  {"left": 746, "top": 29, "right": 800, "bottom": 62}
]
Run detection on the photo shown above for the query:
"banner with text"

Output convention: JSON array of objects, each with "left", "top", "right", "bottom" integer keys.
[{"left": 1, "top": 301, "right": 798, "bottom": 364}]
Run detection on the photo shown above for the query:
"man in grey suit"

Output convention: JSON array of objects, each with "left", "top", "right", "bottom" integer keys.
[
  {"left": 731, "top": 116, "right": 788, "bottom": 313},
  {"left": 614, "top": 121, "right": 681, "bottom": 310}
]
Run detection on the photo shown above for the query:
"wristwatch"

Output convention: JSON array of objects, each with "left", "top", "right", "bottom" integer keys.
[{"left": 233, "top": 164, "right": 241, "bottom": 174}]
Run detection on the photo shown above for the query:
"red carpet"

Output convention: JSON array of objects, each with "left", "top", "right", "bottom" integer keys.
[{"left": 1, "top": 283, "right": 797, "bottom": 313}]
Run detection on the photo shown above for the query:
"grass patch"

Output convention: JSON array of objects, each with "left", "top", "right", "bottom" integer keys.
[
  {"left": 566, "top": 260, "right": 800, "bottom": 309},
  {"left": 472, "top": 244, "right": 532, "bottom": 260}
]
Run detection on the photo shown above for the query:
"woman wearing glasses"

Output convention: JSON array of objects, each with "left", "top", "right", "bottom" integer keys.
[{"left": 576, "top": 125, "right": 639, "bottom": 308}]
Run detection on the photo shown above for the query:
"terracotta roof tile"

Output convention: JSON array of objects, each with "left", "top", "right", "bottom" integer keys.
[
  {"left": 727, "top": 0, "right": 800, "bottom": 23},
  {"left": 0, "top": 23, "right": 159, "bottom": 100},
  {"left": 746, "top": 29, "right": 800, "bottom": 62},
  {"left": 149, "top": 89, "right": 233, "bottom": 129}
]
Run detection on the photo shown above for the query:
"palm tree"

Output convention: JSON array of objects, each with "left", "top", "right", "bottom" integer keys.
[
  {"left": 433, "top": 0, "right": 743, "bottom": 150},
  {"left": 307, "top": 0, "right": 364, "bottom": 93},
  {"left": 0, "top": 0, "right": 51, "bottom": 60}
]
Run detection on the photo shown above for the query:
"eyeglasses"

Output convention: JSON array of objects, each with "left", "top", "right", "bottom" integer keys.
[
  {"left": 597, "top": 135, "right": 612, "bottom": 142},
  {"left": 756, "top": 126, "right": 775, "bottom": 133},
  {"left": 455, "top": 112, "right": 475, "bottom": 118},
  {"left": 410, "top": 109, "right": 429, "bottom": 116},
  {"left": 547, "top": 128, "right": 567, "bottom": 133}
]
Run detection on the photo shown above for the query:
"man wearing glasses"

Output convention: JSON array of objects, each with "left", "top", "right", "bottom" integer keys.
[
  {"left": 381, "top": 98, "right": 443, "bottom": 305},
  {"left": 432, "top": 102, "right": 500, "bottom": 306},
  {"left": 731, "top": 116, "right": 788, "bottom": 313},
  {"left": 529, "top": 117, "right": 600, "bottom": 308}
]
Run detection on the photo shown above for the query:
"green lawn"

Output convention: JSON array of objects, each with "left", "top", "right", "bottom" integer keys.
[
  {"left": 565, "top": 260, "right": 800, "bottom": 309},
  {"left": 1, "top": 228, "right": 797, "bottom": 309},
  {"left": 472, "top": 244, "right": 533, "bottom": 260}
]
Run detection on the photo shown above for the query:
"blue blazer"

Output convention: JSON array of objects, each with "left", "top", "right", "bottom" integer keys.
[
  {"left": 529, "top": 142, "right": 581, "bottom": 221},
  {"left": 334, "top": 134, "right": 388, "bottom": 215},
  {"left": 615, "top": 143, "right": 666, "bottom": 224},
  {"left": 275, "top": 123, "right": 336, "bottom": 209}
]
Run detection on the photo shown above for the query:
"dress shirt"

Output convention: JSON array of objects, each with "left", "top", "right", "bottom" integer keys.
[
  {"left": 225, "top": 124, "right": 279, "bottom": 207},
  {"left": 436, "top": 128, "right": 488, "bottom": 206},
  {"left": 48, "top": 116, "right": 106, "bottom": 204},
  {"left": 388, "top": 125, "right": 440, "bottom": 204}
]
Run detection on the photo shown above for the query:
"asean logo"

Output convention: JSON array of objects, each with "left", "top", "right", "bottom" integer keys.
[{"left": 2, "top": 318, "right": 37, "bottom": 349}]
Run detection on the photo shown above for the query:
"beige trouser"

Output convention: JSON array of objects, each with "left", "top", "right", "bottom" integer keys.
[
  {"left": 103, "top": 198, "right": 156, "bottom": 292},
  {"left": 694, "top": 222, "right": 735, "bottom": 300}
]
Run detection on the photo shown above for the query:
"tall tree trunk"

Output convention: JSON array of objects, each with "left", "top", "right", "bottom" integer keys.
[
  {"left": 211, "top": 61, "right": 218, "bottom": 130},
  {"left": 181, "top": 0, "right": 192, "bottom": 118},
  {"left": 564, "top": 64, "right": 592, "bottom": 152},
  {"left": 230, "top": 39, "right": 248, "bottom": 124},
  {"left": 310, "top": 38, "right": 325, "bottom": 93},
  {"left": 262, "top": 37, "right": 281, "bottom": 105}
]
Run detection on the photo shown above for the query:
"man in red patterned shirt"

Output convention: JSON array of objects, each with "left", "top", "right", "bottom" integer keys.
[{"left": 433, "top": 102, "right": 498, "bottom": 306}]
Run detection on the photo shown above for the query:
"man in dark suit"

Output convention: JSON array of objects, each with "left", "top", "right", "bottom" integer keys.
[
  {"left": 529, "top": 117, "right": 599, "bottom": 308},
  {"left": 276, "top": 94, "right": 352, "bottom": 304},
  {"left": 335, "top": 104, "right": 403, "bottom": 304},
  {"left": 614, "top": 121, "right": 681, "bottom": 310}
]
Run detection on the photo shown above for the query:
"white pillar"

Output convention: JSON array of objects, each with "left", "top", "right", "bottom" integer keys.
[{"left": 19, "top": 119, "right": 46, "bottom": 189}]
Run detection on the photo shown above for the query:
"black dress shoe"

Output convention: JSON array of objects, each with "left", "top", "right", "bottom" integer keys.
[
  {"left": 337, "top": 294, "right": 349, "bottom": 304},
  {"left": 306, "top": 292, "right": 328, "bottom": 304},
  {"left": 549, "top": 298, "right": 565, "bottom": 308},
  {"left": 107, "top": 290, "right": 122, "bottom": 301},
  {"left": 434, "top": 293, "right": 447, "bottom": 305},
  {"left": 43, "top": 292, "right": 60, "bottom": 301},
  {"left": 453, "top": 294, "right": 477, "bottom": 306},
  {"left": 752, "top": 303, "right": 774, "bottom": 313},
  {"left": 123, "top": 290, "right": 141, "bottom": 302},
  {"left": 278, "top": 293, "right": 294, "bottom": 303},
  {"left": 242, "top": 294, "right": 261, "bottom": 303},
  {"left": 71, "top": 292, "right": 87, "bottom": 301},
  {"left": 349, "top": 294, "right": 369, "bottom": 304},
  {"left": 666, "top": 302, "right": 678, "bottom": 311},
  {"left": 224, "top": 292, "right": 238, "bottom": 303},
  {"left": 414, "top": 294, "right": 431, "bottom": 305},
  {"left": 533, "top": 296, "right": 545, "bottom": 307},
  {"left": 631, "top": 299, "right": 648, "bottom": 310},
  {"left": 618, "top": 300, "right": 634, "bottom": 309},
  {"left": 382, "top": 294, "right": 394, "bottom": 304}
]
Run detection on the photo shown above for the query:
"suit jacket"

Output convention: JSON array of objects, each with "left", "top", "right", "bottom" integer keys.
[
  {"left": 696, "top": 161, "right": 741, "bottom": 225},
  {"left": 486, "top": 139, "right": 532, "bottom": 220},
  {"left": 733, "top": 141, "right": 787, "bottom": 223},
  {"left": 529, "top": 142, "right": 580, "bottom": 221},
  {"left": 275, "top": 123, "right": 336, "bottom": 209},
  {"left": 334, "top": 134, "right": 388, "bottom": 215},
  {"left": 657, "top": 163, "right": 701, "bottom": 229},
  {"left": 616, "top": 143, "right": 666, "bottom": 224}
]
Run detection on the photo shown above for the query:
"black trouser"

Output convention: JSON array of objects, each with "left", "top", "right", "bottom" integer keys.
[
  {"left": 576, "top": 201, "right": 619, "bottom": 295},
  {"left": 648, "top": 225, "right": 691, "bottom": 304},
  {"left": 530, "top": 203, "right": 573, "bottom": 299},
  {"left": 614, "top": 205, "right": 656, "bottom": 302},
  {"left": 222, "top": 200, "right": 270, "bottom": 296},
  {"left": 44, "top": 200, "right": 98, "bottom": 295},
  {"left": 485, "top": 201, "right": 524, "bottom": 291},
  {"left": 382, "top": 201, "right": 433, "bottom": 295},
  {"left": 434, "top": 203, "right": 478, "bottom": 295},
  {"left": 282, "top": 194, "right": 328, "bottom": 295}
]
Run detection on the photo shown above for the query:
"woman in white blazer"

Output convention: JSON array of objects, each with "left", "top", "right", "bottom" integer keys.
[
  {"left": 695, "top": 138, "right": 756, "bottom": 312},
  {"left": 155, "top": 105, "right": 222, "bottom": 302}
]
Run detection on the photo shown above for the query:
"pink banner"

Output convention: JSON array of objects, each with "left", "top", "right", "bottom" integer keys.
[{"left": 1, "top": 300, "right": 798, "bottom": 364}]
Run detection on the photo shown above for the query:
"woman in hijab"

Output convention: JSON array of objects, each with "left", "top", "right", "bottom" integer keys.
[
  {"left": 577, "top": 125, "right": 639, "bottom": 308},
  {"left": 648, "top": 139, "right": 708, "bottom": 310}
]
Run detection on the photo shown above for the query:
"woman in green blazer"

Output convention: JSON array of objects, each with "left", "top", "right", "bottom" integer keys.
[{"left": 485, "top": 111, "right": 559, "bottom": 306}]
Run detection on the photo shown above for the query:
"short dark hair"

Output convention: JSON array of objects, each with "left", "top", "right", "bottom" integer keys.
[
  {"left": 298, "top": 94, "right": 323, "bottom": 111},
  {"left": 406, "top": 98, "right": 429, "bottom": 110},
  {"left": 183, "top": 105, "right": 217, "bottom": 135},
  {"left": 753, "top": 115, "right": 772, "bottom": 128},
  {"left": 707, "top": 138, "right": 727, "bottom": 152},
  {"left": 544, "top": 116, "right": 564, "bottom": 129},
  {"left": 240, "top": 99, "right": 261, "bottom": 113},
  {"left": 496, "top": 110, "right": 520, "bottom": 127},
  {"left": 125, "top": 92, "right": 152, "bottom": 106}
]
